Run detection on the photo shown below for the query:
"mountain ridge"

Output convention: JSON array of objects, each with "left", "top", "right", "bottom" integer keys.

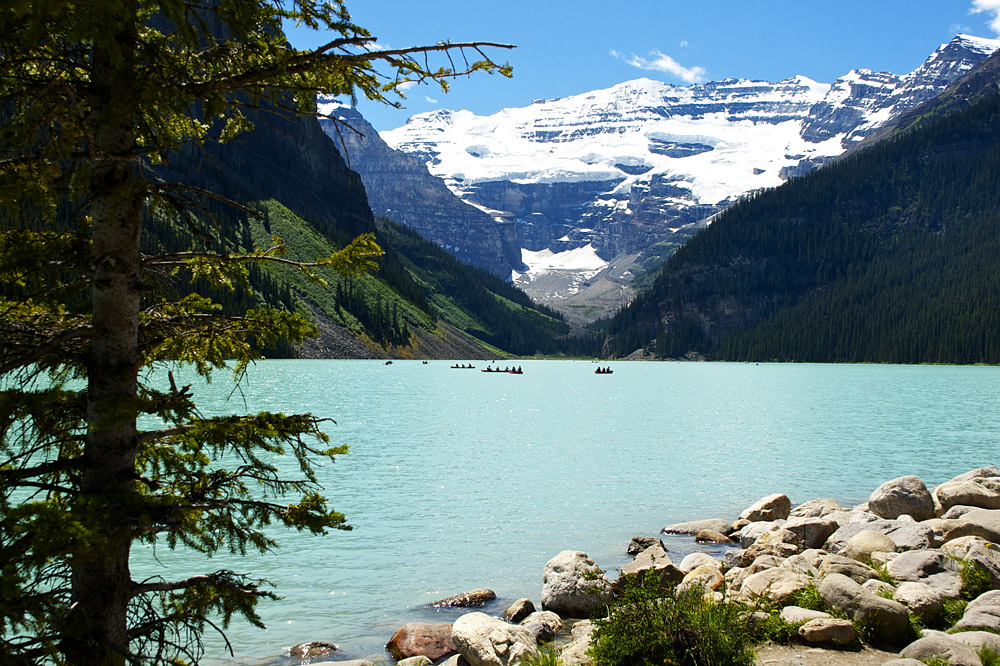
[{"left": 374, "top": 34, "right": 1000, "bottom": 318}]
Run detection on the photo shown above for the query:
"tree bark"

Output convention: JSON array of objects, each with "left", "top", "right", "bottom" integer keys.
[{"left": 64, "top": 4, "right": 143, "bottom": 665}]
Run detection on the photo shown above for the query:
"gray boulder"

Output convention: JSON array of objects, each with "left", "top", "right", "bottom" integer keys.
[
  {"left": 738, "top": 568, "right": 811, "bottom": 605},
  {"left": 843, "top": 529, "right": 897, "bottom": 562},
  {"left": 893, "top": 581, "right": 945, "bottom": 621},
  {"left": 661, "top": 518, "right": 731, "bottom": 535},
  {"left": 677, "top": 564, "right": 724, "bottom": 598},
  {"left": 885, "top": 549, "right": 950, "bottom": 582},
  {"left": 617, "top": 545, "right": 684, "bottom": 590},
  {"left": 869, "top": 476, "right": 935, "bottom": 521},
  {"left": 818, "top": 573, "right": 910, "bottom": 643},
  {"left": 817, "top": 553, "right": 880, "bottom": 584},
  {"left": 519, "top": 611, "right": 563, "bottom": 644},
  {"left": 559, "top": 620, "right": 594, "bottom": 666},
  {"left": 451, "top": 612, "right": 537, "bottom": 666},
  {"left": 955, "top": 590, "right": 1000, "bottom": 631},
  {"left": 921, "top": 571, "right": 964, "bottom": 599},
  {"left": 737, "top": 521, "right": 780, "bottom": 548},
  {"left": 950, "top": 630, "right": 1000, "bottom": 653},
  {"left": 500, "top": 599, "right": 535, "bottom": 624},
  {"left": 900, "top": 633, "right": 982, "bottom": 666},
  {"left": 541, "top": 551, "right": 611, "bottom": 618},
  {"left": 934, "top": 466, "right": 1000, "bottom": 514},
  {"left": 782, "top": 516, "right": 839, "bottom": 550},
  {"left": 678, "top": 552, "right": 721, "bottom": 573},
  {"left": 825, "top": 519, "right": 933, "bottom": 553},
  {"left": 789, "top": 498, "right": 845, "bottom": 519},
  {"left": 738, "top": 493, "right": 792, "bottom": 522},
  {"left": 740, "top": 528, "right": 803, "bottom": 566},
  {"left": 780, "top": 606, "right": 832, "bottom": 624},
  {"left": 798, "top": 618, "right": 857, "bottom": 645},
  {"left": 627, "top": 535, "right": 665, "bottom": 555}
]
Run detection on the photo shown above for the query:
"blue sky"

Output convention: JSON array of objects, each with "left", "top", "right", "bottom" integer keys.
[{"left": 286, "top": 1, "right": 1000, "bottom": 131}]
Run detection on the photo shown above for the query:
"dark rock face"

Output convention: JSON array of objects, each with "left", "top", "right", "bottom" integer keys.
[{"left": 318, "top": 104, "right": 519, "bottom": 277}]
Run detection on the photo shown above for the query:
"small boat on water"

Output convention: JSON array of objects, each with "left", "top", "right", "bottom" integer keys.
[
  {"left": 451, "top": 363, "right": 476, "bottom": 369},
  {"left": 595, "top": 367, "right": 613, "bottom": 374},
  {"left": 482, "top": 365, "right": 523, "bottom": 374}
]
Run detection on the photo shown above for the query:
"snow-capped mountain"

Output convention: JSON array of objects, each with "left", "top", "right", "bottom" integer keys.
[{"left": 380, "top": 35, "right": 999, "bottom": 311}]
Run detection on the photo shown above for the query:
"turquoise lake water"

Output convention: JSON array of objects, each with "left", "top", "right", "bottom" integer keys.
[{"left": 130, "top": 360, "right": 1000, "bottom": 663}]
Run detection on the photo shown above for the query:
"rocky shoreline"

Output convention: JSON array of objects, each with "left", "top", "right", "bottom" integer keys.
[{"left": 297, "top": 466, "right": 1000, "bottom": 666}]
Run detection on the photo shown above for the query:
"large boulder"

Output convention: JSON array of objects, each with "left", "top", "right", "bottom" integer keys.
[
  {"left": 617, "top": 545, "right": 684, "bottom": 590},
  {"left": 661, "top": 518, "right": 731, "bottom": 535},
  {"left": 817, "top": 553, "right": 880, "bottom": 585},
  {"left": 541, "top": 551, "right": 611, "bottom": 618},
  {"left": 736, "top": 521, "right": 781, "bottom": 548},
  {"left": 798, "top": 618, "right": 857, "bottom": 645},
  {"left": 676, "top": 565, "right": 724, "bottom": 598},
  {"left": 934, "top": 466, "right": 1000, "bottom": 514},
  {"left": 789, "top": 498, "right": 845, "bottom": 519},
  {"left": 627, "top": 536, "right": 665, "bottom": 555},
  {"left": 740, "top": 528, "right": 803, "bottom": 566},
  {"left": 500, "top": 599, "right": 535, "bottom": 624},
  {"left": 885, "top": 549, "right": 950, "bottom": 582},
  {"left": 386, "top": 623, "right": 456, "bottom": 662},
  {"left": 955, "top": 590, "right": 1000, "bottom": 631},
  {"left": 842, "top": 529, "right": 897, "bottom": 562},
  {"left": 868, "top": 476, "right": 935, "bottom": 521},
  {"left": 559, "top": 620, "right": 594, "bottom": 666},
  {"left": 738, "top": 568, "right": 811, "bottom": 605},
  {"left": 925, "top": 508, "right": 1000, "bottom": 544},
  {"left": 451, "top": 613, "right": 537, "bottom": 666},
  {"left": 678, "top": 552, "right": 721, "bottom": 573},
  {"left": 519, "top": 611, "right": 563, "bottom": 643},
  {"left": 782, "top": 516, "right": 839, "bottom": 550},
  {"left": 825, "top": 519, "right": 933, "bottom": 553},
  {"left": 818, "top": 573, "right": 910, "bottom": 643},
  {"left": 738, "top": 493, "right": 792, "bottom": 522},
  {"left": 893, "top": 582, "right": 945, "bottom": 621},
  {"left": 780, "top": 606, "right": 832, "bottom": 624},
  {"left": 899, "top": 633, "right": 982, "bottom": 666}
]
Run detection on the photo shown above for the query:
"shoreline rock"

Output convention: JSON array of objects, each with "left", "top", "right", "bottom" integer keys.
[{"left": 342, "top": 467, "right": 1000, "bottom": 666}]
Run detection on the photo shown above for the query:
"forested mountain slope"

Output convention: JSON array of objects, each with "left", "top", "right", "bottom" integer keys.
[
  {"left": 602, "top": 85, "right": 1000, "bottom": 364},
  {"left": 148, "top": 108, "right": 570, "bottom": 358}
]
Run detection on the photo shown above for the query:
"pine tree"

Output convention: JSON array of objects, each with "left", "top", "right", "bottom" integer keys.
[{"left": 0, "top": 2, "right": 511, "bottom": 664}]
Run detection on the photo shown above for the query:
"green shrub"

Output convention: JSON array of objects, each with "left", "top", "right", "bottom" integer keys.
[
  {"left": 980, "top": 646, "right": 1000, "bottom": 666},
  {"left": 960, "top": 559, "right": 993, "bottom": 601},
  {"left": 790, "top": 583, "right": 824, "bottom": 612},
  {"left": 587, "top": 573, "right": 796, "bottom": 666}
]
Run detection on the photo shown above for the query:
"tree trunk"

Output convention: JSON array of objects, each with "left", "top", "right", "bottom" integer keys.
[{"left": 64, "top": 5, "right": 142, "bottom": 665}]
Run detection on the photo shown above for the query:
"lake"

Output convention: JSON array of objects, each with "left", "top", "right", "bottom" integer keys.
[{"left": 131, "top": 360, "right": 1000, "bottom": 663}]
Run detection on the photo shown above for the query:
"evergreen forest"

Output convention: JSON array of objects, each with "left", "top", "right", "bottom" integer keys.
[{"left": 602, "top": 86, "right": 1000, "bottom": 364}]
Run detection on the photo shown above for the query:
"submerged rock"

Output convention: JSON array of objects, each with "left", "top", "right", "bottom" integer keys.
[{"left": 430, "top": 589, "right": 496, "bottom": 608}]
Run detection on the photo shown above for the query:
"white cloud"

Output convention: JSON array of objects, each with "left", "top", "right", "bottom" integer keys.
[
  {"left": 424, "top": 96, "right": 439, "bottom": 104},
  {"left": 679, "top": 40, "right": 690, "bottom": 48},
  {"left": 971, "top": 0, "right": 1000, "bottom": 36},
  {"left": 618, "top": 50, "right": 706, "bottom": 84}
]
